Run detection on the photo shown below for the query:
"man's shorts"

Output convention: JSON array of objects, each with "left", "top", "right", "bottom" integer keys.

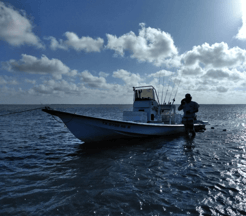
[{"left": 182, "top": 118, "right": 194, "bottom": 129}]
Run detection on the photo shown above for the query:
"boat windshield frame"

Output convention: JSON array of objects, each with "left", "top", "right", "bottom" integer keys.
[{"left": 133, "top": 86, "right": 160, "bottom": 104}]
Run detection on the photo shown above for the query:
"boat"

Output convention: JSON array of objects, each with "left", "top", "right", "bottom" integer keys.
[{"left": 42, "top": 86, "right": 208, "bottom": 143}]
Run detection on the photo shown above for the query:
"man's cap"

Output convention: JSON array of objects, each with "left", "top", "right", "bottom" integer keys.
[{"left": 185, "top": 93, "right": 191, "bottom": 98}]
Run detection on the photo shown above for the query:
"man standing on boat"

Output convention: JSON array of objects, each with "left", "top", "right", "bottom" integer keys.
[{"left": 178, "top": 93, "right": 199, "bottom": 136}]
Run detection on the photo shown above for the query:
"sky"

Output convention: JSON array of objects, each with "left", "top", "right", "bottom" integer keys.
[{"left": 1, "top": 0, "right": 246, "bottom": 104}]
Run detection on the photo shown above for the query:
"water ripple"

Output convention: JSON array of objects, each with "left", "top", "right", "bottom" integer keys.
[{"left": 1, "top": 105, "right": 246, "bottom": 215}]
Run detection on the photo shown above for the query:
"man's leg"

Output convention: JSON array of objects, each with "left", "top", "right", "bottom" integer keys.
[{"left": 185, "top": 119, "right": 195, "bottom": 137}]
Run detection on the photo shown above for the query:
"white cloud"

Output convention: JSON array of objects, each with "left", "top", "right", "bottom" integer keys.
[
  {"left": 47, "top": 36, "right": 67, "bottom": 50},
  {"left": 148, "top": 69, "right": 173, "bottom": 78},
  {"left": 235, "top": 0, "right": 246, "bottom": 40},
  {"left": 25, "top": 79, "right": 36, "bottom": 84},
  {"left": 0, "top": 77, "right": 7, "bottom": 85},
  {"left": 99, "top": 71, "right": 109, "bottom": 78},
  {"left": 1, "top": 68, "right": 246, "bottom": 104},
  {"left": 21, "top": 79, "right": 131, "bottom": 104},
  {"left": 180, "top": 69, "right": 237, "bottom": 95},
  {"left": 47, "top": 32, "right": 104, "bottom": 52},
  {"left": 236, "top": 22, "right": 246, "bottom": 40},
  {"left": 204, "top": 69, "right": 230, "bottom": 79},
  {"left": 112, "top": 69, "right": 143, "bottom": 87},
  {"left": 178, "top": 66, "right": 204, "bottom": 76},
  {"left": 31, "top": 79, "right": 80, "bottom": 95},
  {"left": 175, "top": 41, "right": 246, "bottom": 98},
  {"left": 2, "top": 54, "right": 77, "bottom": 79},
  {"left": 0, "top": 2, "right": 43, "bottom": 48},
  {"left": 106, "top": 23, "right": 178, "bottom": 66},
  {"left": 69, "top": 70, "right": 78, "bottom": 77},
  {"left": 181, "top": 42, "right": 246, "bottom": 69},
  {"left": 0, "top": 76, "right": 7, "bottom": 85},
  {"left": 0, "top": 75, "right": 18, "bottom": 85},
  {"left": 176, "top": 67, "right": 246, "bottom": 98},
  {"left": 203, "top": 68, "right": 245, "bottom": 81},
  {"left": 80, "top": 70, "right": 110, "bottom": 88},
  {"left": 24, "top": 75, "right": 130, "bottom": 104},
  {"left": 9, "top": 79, "right": 18, "bottom": 85},
  {"left": 216, "top": 86, "right": 228, "bottom": 93}
]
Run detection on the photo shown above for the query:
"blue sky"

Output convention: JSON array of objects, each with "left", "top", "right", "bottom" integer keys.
[{"left": 1, "top": 0, "right": 246, "bottom": 104}]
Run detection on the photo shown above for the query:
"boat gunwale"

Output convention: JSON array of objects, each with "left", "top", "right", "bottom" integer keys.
[{"left": 42, "top": 108, "right": 205, "bottom": 127}]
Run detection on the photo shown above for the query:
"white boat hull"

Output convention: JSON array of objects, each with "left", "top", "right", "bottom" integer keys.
[{"left": 43, "top": 108, "right": 206, "bottom": 143}]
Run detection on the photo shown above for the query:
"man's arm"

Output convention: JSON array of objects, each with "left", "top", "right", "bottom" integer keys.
[
  {"left": 178, "top": 98, "right": 186, "bottom": 111},
  {"left": 178, "top": 105, "right": 183, "bottom": 111}
]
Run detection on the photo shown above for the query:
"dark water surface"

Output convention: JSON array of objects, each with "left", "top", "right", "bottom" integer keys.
[{"left": 1, "top": 104, "right": 246, "bottom": 215}]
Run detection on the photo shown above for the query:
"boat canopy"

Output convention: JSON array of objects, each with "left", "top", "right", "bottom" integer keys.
[{"left": 133, "top": 86, "right": 159, "bottom": 103}]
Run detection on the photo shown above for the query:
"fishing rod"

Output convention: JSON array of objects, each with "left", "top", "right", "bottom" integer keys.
[
  {"left": 164, "top": 73, "right": 175, "bottom": 104},
  {"left": 163, "top": 78, "right": 171, "bottom": 104},
  {"left": 161, "top": 76, "right": 165, "bottom": 105},
  {"left": 158, "top": 74, "right": 161, "bottom": 101},
  {"left": 0, "top": 107, "right": 45, "bottom": 117},
  {"left": 168, "top": 82, "right": 175, "bottom": 103},
  {"left": 172, "top": 79, "right": 181, "bottom": 105}
]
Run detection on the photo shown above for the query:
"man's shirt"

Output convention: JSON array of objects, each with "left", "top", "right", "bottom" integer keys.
[{"left": 180, "top": 101, "right": 199, "bottom": 118}]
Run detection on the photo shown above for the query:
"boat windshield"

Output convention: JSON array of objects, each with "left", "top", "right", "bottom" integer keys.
[{"left": 134, "top": 88, "right": 155, "bottom": 101}]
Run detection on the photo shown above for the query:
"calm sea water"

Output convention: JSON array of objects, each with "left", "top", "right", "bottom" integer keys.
[{"left": 1, "top": 104, "right": 246, "bottom": 215}]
